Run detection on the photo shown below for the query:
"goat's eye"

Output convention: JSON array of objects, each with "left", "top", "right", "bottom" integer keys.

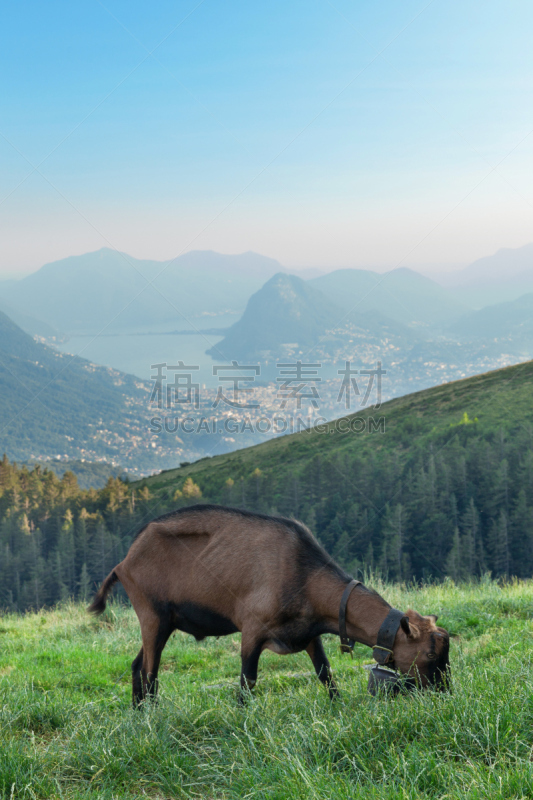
[{"left": 427, "top": 652, "right": 437, "bottom": 660}]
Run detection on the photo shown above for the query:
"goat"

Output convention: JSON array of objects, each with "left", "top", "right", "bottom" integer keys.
[{"left": 89, "top": 504, "right": 450, "bottom": 704}]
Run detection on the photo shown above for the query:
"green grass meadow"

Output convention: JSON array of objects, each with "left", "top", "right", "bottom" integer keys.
[{"left": 2, "top": 579, "right": 533, "bottom": 799}]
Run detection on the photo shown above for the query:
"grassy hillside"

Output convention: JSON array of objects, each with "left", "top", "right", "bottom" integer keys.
[
  {"left": 2, "top": 579, "right": 533, "bottom": 798},
  {"left": 135, "top": 359, "right": 533, "bottom": 582},
  {"left": 139, "top": 358, "right": 533, "bottom": 497}
]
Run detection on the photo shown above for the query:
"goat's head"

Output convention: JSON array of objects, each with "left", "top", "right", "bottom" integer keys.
[{"left": 392, "top": 609, "right": 450, "bottom": 690}]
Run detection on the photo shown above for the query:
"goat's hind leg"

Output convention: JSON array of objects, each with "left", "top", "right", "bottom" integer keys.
[
  {"left": 132, "top": 647, "right": 144, "bottom": 707},
  {"left": 306, "top": 637, "right": 339, "bottom": 700},
  {"left": 138, "top": 611, "right": 173, "bottom": 704}
]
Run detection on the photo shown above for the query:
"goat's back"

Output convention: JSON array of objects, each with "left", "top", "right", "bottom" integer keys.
[{"left": 116, "top": 505, "right": 327, "bottom": 622}]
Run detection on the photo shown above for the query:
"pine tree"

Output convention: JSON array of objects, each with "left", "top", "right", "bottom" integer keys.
[
  {"left": 510, "top": 489, "right": 533, "bottom": 576},
  {"left": 225, "top": 478, "right": 235, "bottom": 504},
  {"left": 490, "top": 510, "right": 510, "bottom": 578},
  {"left": 78, "top": 562, "right": 92, "bottom": 602},
  {"left": 461, "top": 498, "right": 479, "bottom": 575},
  {"left": 445, "top": 528, "right": 461, "bottom": 582},
  {"left": 380, "top": 504, "right": 407, "bottom": 581},
  {"left": 59, "top": 509, "right": 75, "bottom": 594},
  {"left": 75, "top": 509, "right": 89, "bottom": 575}
]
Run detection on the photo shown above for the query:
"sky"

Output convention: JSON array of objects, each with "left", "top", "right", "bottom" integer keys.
[{"left": 2, "top": 0, "right": 533, "bottom": 277}]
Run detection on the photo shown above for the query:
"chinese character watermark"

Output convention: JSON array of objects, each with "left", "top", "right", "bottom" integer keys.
[
  {"left": 276, "top": 361, "right": 322, "bottom": 409},
  {"left": 337, "top": 361, "right": 386, "bottom": 409},
  {"left": 212, "top": 361, "right": 260, "bottom": 409},
  {"left": 150, "top": 362, "right": 200, "bottom": 409}
]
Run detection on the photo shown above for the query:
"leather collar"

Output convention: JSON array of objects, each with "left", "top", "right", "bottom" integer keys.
[
  {"left": 338, "top": 579, "right": 361, "bottom": 654},
  {"left": 338, "top": 579, "right": 407, "bottom": 666},
  {"left": 372, "top": 608, "right": 406, "bottom": 665}
]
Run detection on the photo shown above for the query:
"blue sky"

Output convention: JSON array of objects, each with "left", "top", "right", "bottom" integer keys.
[{"left": 2, "top": 0, "right": 533, "bottom": 275}]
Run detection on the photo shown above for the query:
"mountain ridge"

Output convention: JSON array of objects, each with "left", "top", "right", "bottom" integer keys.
[
  {"left": 437, "top": 243, "right": 533, "bottom": 307},
  {"left": 0, "top": 248, "right": 287, "bottom": 334},
  {"left": 449, "top": 292, "right": 533, "bottom": 347},
  {"left": 310, "top": 266, "right": 470, "bottom": 327}
]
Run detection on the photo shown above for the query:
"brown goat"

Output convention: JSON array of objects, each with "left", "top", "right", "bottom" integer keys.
[{"left": 89, "top": 504, "right": 450, "bottom": 704}]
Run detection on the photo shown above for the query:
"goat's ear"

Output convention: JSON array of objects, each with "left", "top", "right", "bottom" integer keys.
[
  {"left": 400, "top": 614, "right": 421, "bottom": 640},
  {"left": 427, "top": 614, "right": 438, "bottom": 623}
]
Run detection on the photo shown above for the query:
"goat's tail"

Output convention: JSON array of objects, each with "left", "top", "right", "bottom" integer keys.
[{"left": 87, "top": 568, "right": 120, "bottom": 615}]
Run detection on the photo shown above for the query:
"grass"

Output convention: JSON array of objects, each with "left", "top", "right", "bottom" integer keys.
[{"left": 2, "top": 578, "right": 533, "bottom": 799}]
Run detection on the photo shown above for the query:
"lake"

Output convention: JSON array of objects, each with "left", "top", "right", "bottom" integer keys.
[{"left": 55, "top": 330, "right": 233, "bottom": 387}]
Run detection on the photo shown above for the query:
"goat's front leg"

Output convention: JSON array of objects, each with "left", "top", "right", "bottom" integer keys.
[
  {"left": 239, "top": 632, "right": 265, "bottom": 704},
  {"left": 306, "top": 636, "right": 339, "bottom": 700}
]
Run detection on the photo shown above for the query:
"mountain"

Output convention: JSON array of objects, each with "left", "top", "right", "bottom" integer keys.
[
  {"left": 0, "top": 298, "right": 63, "bottom": 341},
  {"left": 206, "top": 272, "right": 421, "bottom": 361},
  {"left": 5, "top": 352, "right": 533, "bottom": 620},
  {"left": 451, "top": 243, "right": 533, "bottom": 283},
  {"left": 4, "top": 357, "right": 533, "bottom": 616},
  {"left": 0, "top": 308, "right": 158, "bottom": 468},
  {"left": 309, "top": 267, "right": 469, "bottom": 328},
  {"left": 0, "top": 249, "right": 285, "bottom": 334},
  {"left": 438, "top": 243, "right": 533, "bottom": 307},
  {"left": 206, "top": 273, "right": 343, "bottom": 360},
  {"left": 449, "top": 292, "right": 533, "bottom": 349}
]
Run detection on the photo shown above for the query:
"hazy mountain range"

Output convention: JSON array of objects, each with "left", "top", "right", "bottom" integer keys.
[
  {"left": 0, "top": 249, "right": 286, "bottom": 335},
  {"left": 2, "top": 242, "right": 533, "bottom": 346},
  {"left": 449, "top": 292, "right": 533, "bottom": 350},
  {"left": 310, "top": 267, "right": 469, "bottom": 327},
  {"left": 2, "top": 242, "right": 533, "bottom": 477},
  {"left": 211, "top": 253, "right": 533, "bottom": 363},
  {"left": 2, "top": 242, "right": 533, "bottom": 369},
  {"left": 441, "top": 243, "right": 533, "bottom": 307}
]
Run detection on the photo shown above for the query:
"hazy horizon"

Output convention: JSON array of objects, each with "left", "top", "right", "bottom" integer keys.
[{"left": 0, "top": 243, "right": 478, "bottom": 282}]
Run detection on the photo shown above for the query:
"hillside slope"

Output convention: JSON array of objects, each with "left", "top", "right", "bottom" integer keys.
[
  {"left": 143, "top": 358, "right": 533, "bottom": 490},
  {"left": 138, "top": 359, "right": 533, "bottom": 580},
  {"left": 0, "top": 308, "right": 153, "bottom": 467},
  {"left": 0, "top": 298, "right": 62, "bottom": 340}
]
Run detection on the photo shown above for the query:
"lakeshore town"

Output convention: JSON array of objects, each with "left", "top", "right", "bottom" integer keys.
[{"left": 28, "top": 335, "right": 530, "bottom": 477}]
